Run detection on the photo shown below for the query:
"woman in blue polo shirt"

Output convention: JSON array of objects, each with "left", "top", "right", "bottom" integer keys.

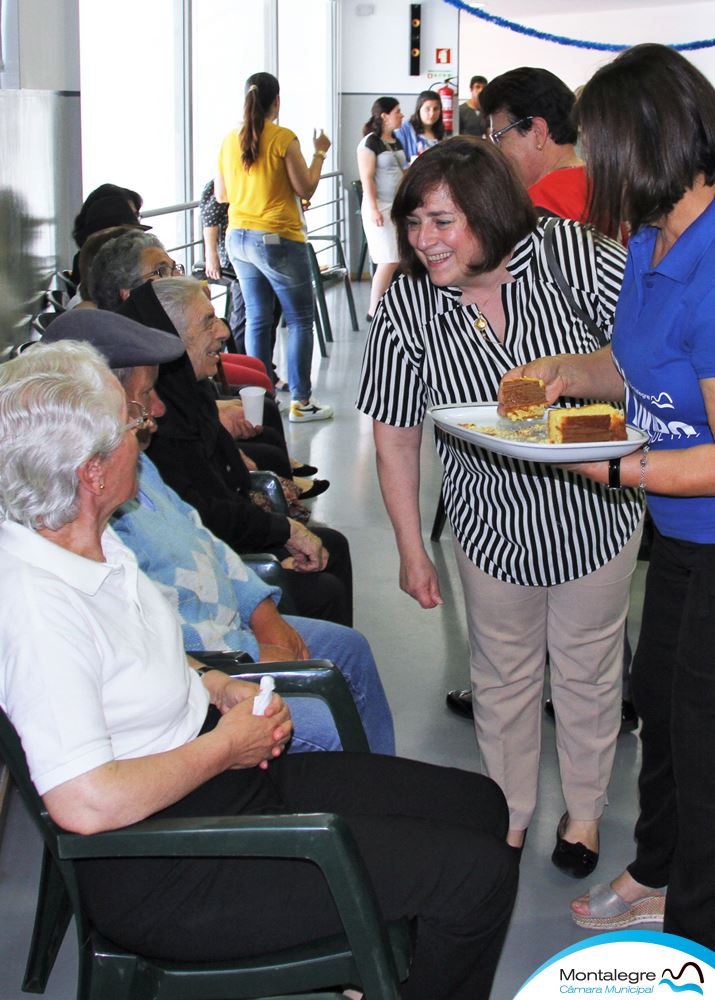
[{"left": 506, "top": 43, "right": 715, "bottom": 948}]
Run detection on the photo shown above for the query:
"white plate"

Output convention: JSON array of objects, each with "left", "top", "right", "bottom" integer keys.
[{"left": 428, "top": 402, "right": 649, "bottom": 463}]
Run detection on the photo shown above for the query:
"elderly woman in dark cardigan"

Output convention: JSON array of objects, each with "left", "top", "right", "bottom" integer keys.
[{"left": 118, "top": 278, "right": 353, "bottom": 627}]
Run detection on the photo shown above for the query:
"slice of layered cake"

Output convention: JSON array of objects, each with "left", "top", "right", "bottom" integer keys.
[
  {"left": 499, "top": 376, "right": 547, "bottom": 421},
  {"left": 548, "top": 404, "right": 627, "bottom": 444}
]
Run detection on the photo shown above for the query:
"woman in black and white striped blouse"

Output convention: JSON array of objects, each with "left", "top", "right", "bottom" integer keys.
[{"left": 357, "top": 137, "right": 644, "bottom": 869}]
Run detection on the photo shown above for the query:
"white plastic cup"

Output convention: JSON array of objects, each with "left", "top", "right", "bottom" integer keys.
[{"left": 239, "top": 386, "right": 266, "bottom": 426}]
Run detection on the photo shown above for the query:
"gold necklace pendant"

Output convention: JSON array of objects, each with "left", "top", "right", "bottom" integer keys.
[{"left": 474, "top": 313, "right": 488, "bottom": 333}]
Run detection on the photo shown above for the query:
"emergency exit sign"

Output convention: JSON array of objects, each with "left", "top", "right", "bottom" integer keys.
[{"left": 436, "top": 48, "right": 451, "bottom": 64}]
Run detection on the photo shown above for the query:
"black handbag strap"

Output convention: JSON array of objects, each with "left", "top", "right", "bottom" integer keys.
[{"left": 542, "top": 217, "right": 609, "bottom": 348}]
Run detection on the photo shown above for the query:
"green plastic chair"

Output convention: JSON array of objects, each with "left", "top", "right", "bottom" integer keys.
[
  {"left": 1, "top": 657, "right": 412, "bottom": 999},
  {"left": 240, "top": 552, "right": 298, "bottom": 616}
]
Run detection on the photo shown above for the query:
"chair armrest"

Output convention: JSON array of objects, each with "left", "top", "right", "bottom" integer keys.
[
  {"left": 191, "top": 655, "right": 370, "bottom": 753},
  {"left": 249, "top": 470, "right": 289, "bottom": 515},
  {"left": 57, "top": 812, "right": 400, "bottom": 997},
  {"left": 241, "top": 552, "right": 298, "bottom": 615}
]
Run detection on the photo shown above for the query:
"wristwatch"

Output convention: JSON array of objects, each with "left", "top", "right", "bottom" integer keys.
[{"left": 607, "top": 457, "right": 621, "bottom": 490}]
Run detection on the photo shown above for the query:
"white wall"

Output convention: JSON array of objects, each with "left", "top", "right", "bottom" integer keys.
[
  {"left": 341, "top": 0, "right": 459, "bottom": 95},
  {"left": 339, "top": 0, "right": 459, "bottom": 270},
  {"left": 17, "top": 0, "right": 80, "bottom": 90},
  {"left": 458, "top": 2, "right": 715, "bottom": 93},
  {"left": 0, "top": 0, "right": 82, "bottom": 346}
]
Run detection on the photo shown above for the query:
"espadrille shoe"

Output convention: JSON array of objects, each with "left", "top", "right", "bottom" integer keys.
[{"left": 572, "top": 882, "right": 666, "bottom": 931}]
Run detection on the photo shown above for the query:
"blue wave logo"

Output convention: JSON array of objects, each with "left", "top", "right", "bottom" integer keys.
[{"left": 659, "top": 961, "right": 704, "bottom": 994}]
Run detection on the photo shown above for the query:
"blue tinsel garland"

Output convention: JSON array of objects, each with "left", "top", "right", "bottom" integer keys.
[{"left": 444, "top": 0, "right": 715, "bottom": 52}]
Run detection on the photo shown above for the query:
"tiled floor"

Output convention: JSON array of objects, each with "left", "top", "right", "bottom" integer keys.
[{"left": 0, "top": 280, "right": 647, "bottom": 1000}]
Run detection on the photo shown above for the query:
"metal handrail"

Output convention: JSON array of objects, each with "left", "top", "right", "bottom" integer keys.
[
  {"left": 143, "top": 171, "right": 347, "bottom": 272},
  {"left": 140, "top": 200, "right": 199, "bottom": 219}
]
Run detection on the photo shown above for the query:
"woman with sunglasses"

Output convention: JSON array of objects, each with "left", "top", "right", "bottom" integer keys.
[{"left": 480, "top": 68, "right": 586, "bottom": 222}]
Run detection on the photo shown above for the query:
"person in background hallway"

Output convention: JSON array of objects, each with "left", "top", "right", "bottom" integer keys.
[
  {"left": 458, "top": 75, "right": 488, "bottom": 137},
  {"left": 357, "top": 96, "right": 406, "bottom": 320},
  {"left": 70, "top": 183, "right": 148, "bottom": 288},
  {"left": 199, "top": 179, "right": 287, "bottom": 392},
  {"left": 216, "top": 72, "right": 333, "bottom": 423},
  {"left": 480, "top": 67, "right": 586, "bottom": 221},
  {"left": 395, "top": 91, "right": 444, "bottom": 162}
]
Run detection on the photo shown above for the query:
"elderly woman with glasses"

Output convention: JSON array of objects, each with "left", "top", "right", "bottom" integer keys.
[
  {"left": 357, "top": 136, "right": 644, "bottom": 871},
  {"left": 0, "top": 336, "right": 517, "bottom": 1000},
  {"left": 88, "top": 229, "right": 186, "bottom": 311},
  {"left": 480, "top": 67, "right": 586, "bottom": 222}
]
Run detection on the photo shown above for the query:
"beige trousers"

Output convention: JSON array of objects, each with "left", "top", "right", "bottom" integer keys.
[{"left": 453, "top": 523, "right": 642, "bottom": 831}]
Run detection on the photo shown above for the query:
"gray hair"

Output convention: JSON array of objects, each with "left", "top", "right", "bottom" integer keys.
[
  {"left": 152, "top": 276, "right": 205, "bottom": 337},
  {"left": 88, "top": 230, "right": 164, "bottom": 311},
  {"left": 0, "top": 341, "right": 125, "bottom": 530}
]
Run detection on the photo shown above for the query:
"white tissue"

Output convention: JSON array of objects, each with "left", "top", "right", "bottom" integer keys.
[{"left": 252, "top": 675, "right": 275, "bottom": 716}]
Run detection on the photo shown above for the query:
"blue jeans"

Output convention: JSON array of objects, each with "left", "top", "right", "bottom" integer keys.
[
  {"left": 226, "top": 228, "right": 314, "bottom": 401},
  {"left": 281, "top": 616, "right": 395, "bottom": 755}
]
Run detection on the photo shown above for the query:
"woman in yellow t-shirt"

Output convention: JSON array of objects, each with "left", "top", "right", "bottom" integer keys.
[{"left": 216, "top": 72, "right": 333, "bottom": 423}]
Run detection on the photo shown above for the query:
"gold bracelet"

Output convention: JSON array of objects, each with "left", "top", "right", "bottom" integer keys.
[
  {"left": 639, "top": 444, "right": 650, "bottom": 491},
  {"left": 313, "top": 150, "right": 327, "bottom": 160}
]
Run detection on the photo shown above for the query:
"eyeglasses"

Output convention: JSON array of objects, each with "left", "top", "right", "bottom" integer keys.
[
  {"left": 123, "top": 400, "right": 152, "bottom": 433},
  {"left": 488, "top": 117, "right": 533, "bottom": 146},
  {"left": 137, "top": 259, "right": 186, "bottom": 282}
]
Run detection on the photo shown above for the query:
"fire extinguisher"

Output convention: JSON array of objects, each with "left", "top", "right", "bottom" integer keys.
[{"left": 437, "top": 78, "right": 457, "bottom": 136}]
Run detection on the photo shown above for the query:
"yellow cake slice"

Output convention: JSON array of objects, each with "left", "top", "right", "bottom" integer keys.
[{"left": 548, "top": 404, "right": 627, "bottom": 444}]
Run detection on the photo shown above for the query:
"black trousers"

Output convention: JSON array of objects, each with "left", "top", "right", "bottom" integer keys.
[
  {"left": 627, "top": 528, "right": 715, "bottom": 948},
  {"left": 77, "top": 753, "right": 517, "bottom": 1000},
  {"left": 271, "top": 525, "right": 353, "bottom": 627}
]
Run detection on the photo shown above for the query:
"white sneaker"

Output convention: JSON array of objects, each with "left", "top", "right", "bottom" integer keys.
[{"left": 289, "top": 397, "right": 334, "bottom": 422}]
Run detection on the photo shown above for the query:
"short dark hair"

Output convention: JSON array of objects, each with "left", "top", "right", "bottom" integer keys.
[
  {"left": 480, "top": 67, "right": 577, "bottom": 145},
  {"left": 577, "top": 43, "right": 715, "bottom": 237},
  {"left": 409, "top": 91, "right": 444, "bottom": 140},
  {"left": 470, "top": 75, "right": 487, "bottom": 89},
  {"left": 391, "top": 136, "right": 537, "bottom": 278}
]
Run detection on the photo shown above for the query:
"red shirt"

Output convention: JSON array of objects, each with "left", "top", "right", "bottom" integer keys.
[{"left": 528, "top": 166, "right": 589, "bottom": 222}]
